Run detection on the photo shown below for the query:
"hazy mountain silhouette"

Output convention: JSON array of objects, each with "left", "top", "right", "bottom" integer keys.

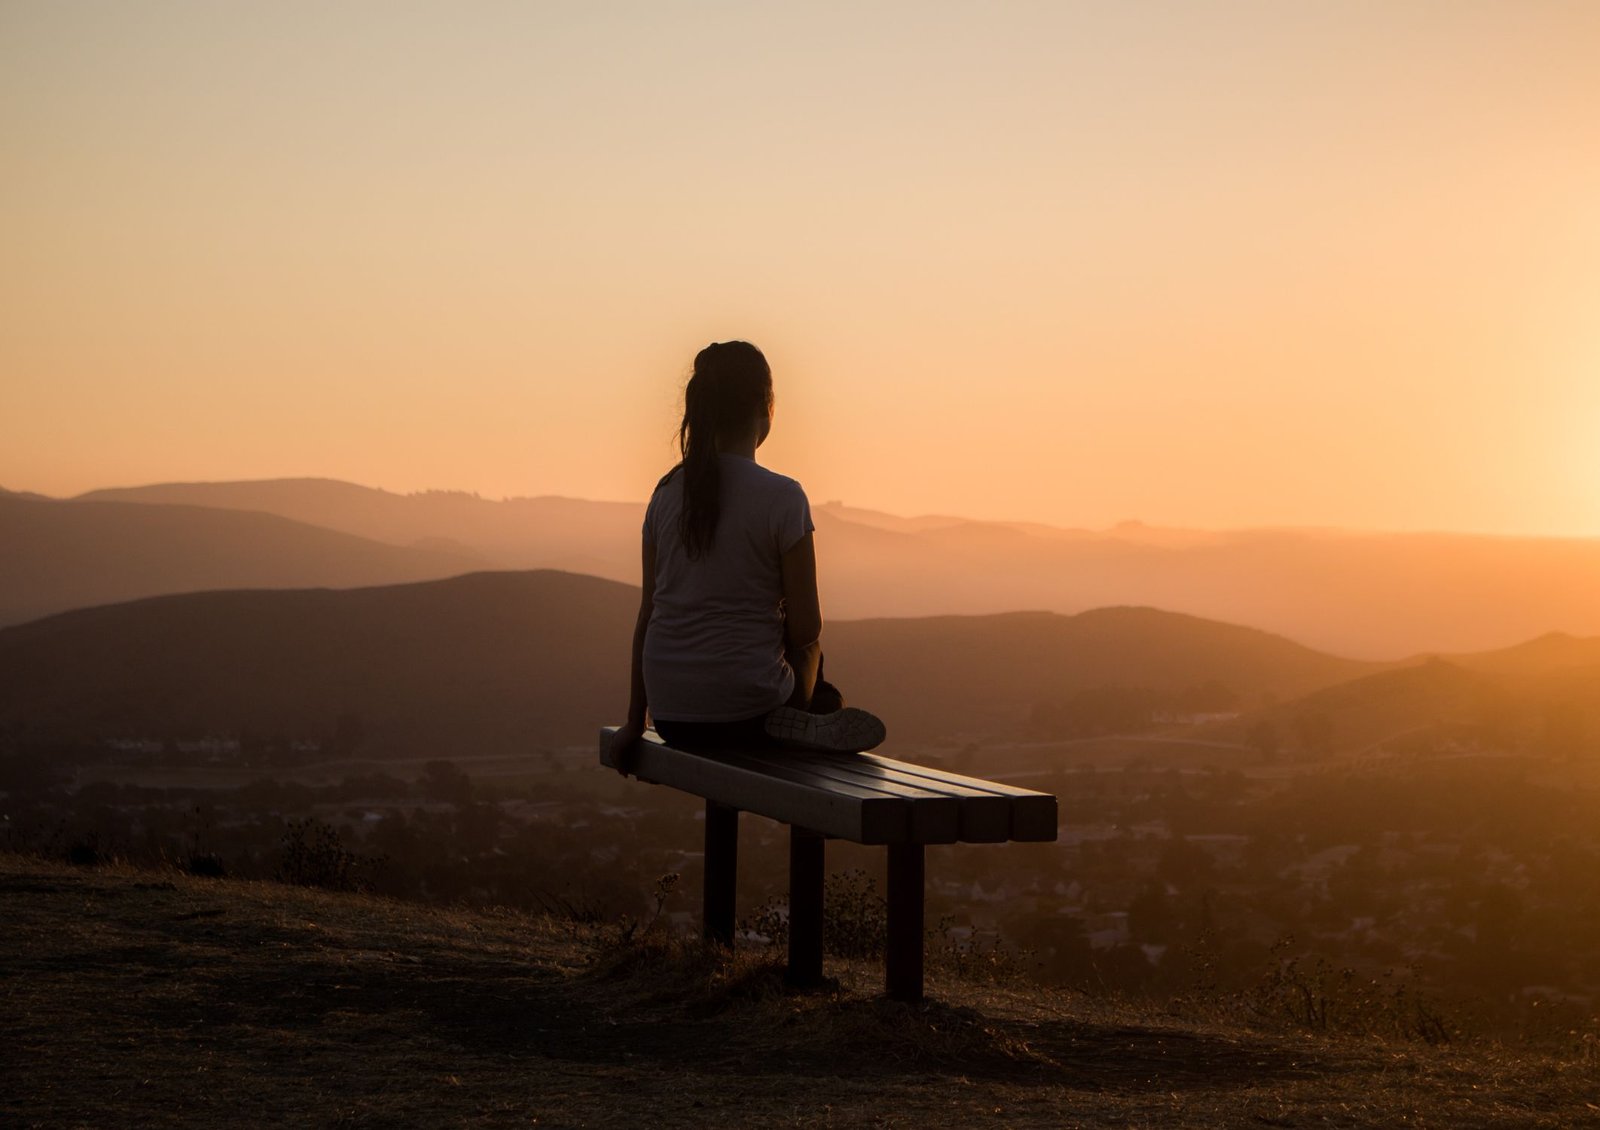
[
  {"left": 1210, "top": 634, "right": 1600, "bottom": 763},
  {"left": 1446, "top": 631, "right": 1600, "bottom": 679},
  {"left": 57, "top": 479, "right": 1600, "bottom": 658},
  {"left": 74, "top": 478, "right": 640, "bottom": 583},
  {"left": 810, "top": 517, "right": 1600, "bottom": 661},
  {"left": 0, "top": 572, "right": 1379, "bottom": 756},
  {"left": 0, "top": 493, "right": 485, "bottom": 628},
  {"left": 1253, "top": 658, "right": 1498, "bottom": 755}
]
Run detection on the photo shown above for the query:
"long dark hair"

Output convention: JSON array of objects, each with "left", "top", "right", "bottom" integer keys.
[{"left": 674, "top": 340, "right": 773, "bottom": 559}]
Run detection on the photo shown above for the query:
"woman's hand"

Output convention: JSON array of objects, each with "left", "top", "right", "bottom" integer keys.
[
  {"left": 780, "top": 532, "right": 823, "bottom": 708},
  {"left": 609, "top": 719, "right": 646, "bottom": 777},
  {"left": 613, "top": 537, "right": 656, "bottom": 777}
]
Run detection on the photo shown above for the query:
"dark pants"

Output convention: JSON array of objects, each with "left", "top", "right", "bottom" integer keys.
[{"left": 654, "top": 656, "right": 844, "bottom": 753}]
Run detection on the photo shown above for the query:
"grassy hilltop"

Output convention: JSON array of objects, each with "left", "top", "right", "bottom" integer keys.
[{"left": 3, "top": 854, "right": 1595, "bottom": 1128}]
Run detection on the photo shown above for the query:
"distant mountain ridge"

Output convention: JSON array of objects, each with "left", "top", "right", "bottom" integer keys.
[
  {"left": 23, "top": 477, "right": 1600, "bottom": 657},
  {"left": 1447, "top": 632, "right": 1600, "bottom": 679},
  {"left": 0, "top": 571, "right": 1380, "bottom": 755},
  {"left": 73, "top": 478, "right": 642, "bottom": 584},
  {"left": 0, "top": 492, "right": 484, "bottom": 629},
  {"left": 5, "top": 570, "right": 1595, "bottom": 761}
]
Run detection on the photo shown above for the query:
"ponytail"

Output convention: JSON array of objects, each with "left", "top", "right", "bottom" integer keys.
[{"left": 676, "top": 341, "right": 772, "bottom": 559}]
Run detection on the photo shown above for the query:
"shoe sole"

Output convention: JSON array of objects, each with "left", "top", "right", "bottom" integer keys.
[{"left": 764, "top": 706, "right": 887, "bottom": 752}]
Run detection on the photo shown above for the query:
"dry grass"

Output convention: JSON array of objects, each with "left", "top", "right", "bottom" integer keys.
[{"left": 2, "top": 853, "right": 1597, "bottom": 1128}]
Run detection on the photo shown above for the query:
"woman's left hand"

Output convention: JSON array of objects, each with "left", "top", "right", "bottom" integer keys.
[{"left": 609, "top": 719, "right": 645, "bottom": 777}]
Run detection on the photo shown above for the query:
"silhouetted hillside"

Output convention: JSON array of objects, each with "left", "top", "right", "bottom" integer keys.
[
  {"left": 1449, "top": 632, "right": 1600, "bottom": 679},
  {"left": 0, "top": 570, "right": 635, "bottom": 755},
  {"left": 0, "top": 573, "right": 1382, "bottom": 758},
  {"left": 0, "top": 493, "right": 483, "bottom": 628},
  {"left": 1208, "top": 642, "right": 1600, "bottom": 763},
  {"left": 827, "top": 607, "right": 1377, "bottom": 742},
  {"left": 1263, "top": 659, "right": 1497, "bottom": 755},
  {"left": 59, "top": 478, "right": 1600, "bottom": 656}
]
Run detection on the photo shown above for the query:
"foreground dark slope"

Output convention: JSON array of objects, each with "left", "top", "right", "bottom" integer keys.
[
  {"left": 3, "top": 855, "right": 1591, "bottom": 1128},
  {"left": 0, "top": 572, "right": 1378, "bottom": 753},
  {"left": 0, "top": 493, "right": 483, "bottom": 628}
]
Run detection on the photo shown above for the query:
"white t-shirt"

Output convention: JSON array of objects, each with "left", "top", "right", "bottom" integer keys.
[{"left": 642, "top": 453, "right": 814, "bottom": 722}]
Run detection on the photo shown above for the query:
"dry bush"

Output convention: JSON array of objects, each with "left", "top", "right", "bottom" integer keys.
[
  {"left": 273, "top": 816, "right": 382, "bottom": 892},
  {"left": 1195, "top": 935, "right": 1459, "bottom": 1045}
]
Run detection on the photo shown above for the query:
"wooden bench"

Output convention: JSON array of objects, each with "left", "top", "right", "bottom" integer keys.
[{"left": 598, "top": 726, "right": 1058, "bottom": 1001}]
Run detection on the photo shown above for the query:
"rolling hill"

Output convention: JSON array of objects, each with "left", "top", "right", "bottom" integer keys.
[
  {"left": 0, "top": 570, "right": 635, "bottom": 756},
  {"left": 0, "top": 493, "right": 484, "bottom": 628},
  {"left": 0, "top": 571, "right": 1380, "bottom": 756},
  {"left": 1447, "top": 631, "right": 1600, "bottom": 681},
  {"left": 823, "top": 606, "right": 1377, "bottom": 742},
  {"left": 1201, "top": 642, "right": 1600, "bottom": 764}
]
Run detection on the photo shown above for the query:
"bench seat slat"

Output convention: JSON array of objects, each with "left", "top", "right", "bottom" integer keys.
[
  {"left": 733, "top": 751, "right": 962, "bottom": 843},
  {"left": 796, "top": 753, "right": 1014, "bottom": 842},
  {"left": 734, "top": 751, "right": 957, "bottom": 800},
  {"left": 854, "top": 753, "right": 1060, "bottom": 842},
  {"left": 600, "top": 729, "right": 908, "bottom": 843},
  {"left": 599, "top": 727, "right": 1058, "bottom": 845},
  {"left": 854, "top": 753, "right": 1046, "bottom": 797}
]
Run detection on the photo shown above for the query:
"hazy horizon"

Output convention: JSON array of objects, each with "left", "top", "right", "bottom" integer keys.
[
  {"left": 12, "top": 472, "right": 1600, "bottom": 544},
  {"left": 10, "top": 475, "right": 1600, "bottom": 660},
  {"left": 5, "top": 3, "right": 1600, "bottom": 537}
]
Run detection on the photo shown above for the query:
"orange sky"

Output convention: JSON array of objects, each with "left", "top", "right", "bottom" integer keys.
[{"left": 3, "top": 2, "right": 1598, "bottom": 535}]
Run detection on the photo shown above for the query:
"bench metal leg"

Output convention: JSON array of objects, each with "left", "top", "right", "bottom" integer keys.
[
  {"left": 886, "top": 842, "right": 925, "bottom": 1001},
  {"left": 703, "top": 801, "right": 738, "bottom": 946},
  {"left": 787, "top": 827, "right": 825, "bottom": 987}
]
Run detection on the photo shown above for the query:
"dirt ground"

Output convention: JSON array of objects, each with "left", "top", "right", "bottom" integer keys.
[{"left": 2, "top": 854, "right": 1597, "bottom": 1128}]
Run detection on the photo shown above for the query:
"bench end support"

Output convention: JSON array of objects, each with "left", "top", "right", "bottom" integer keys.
[
  {"left": 704, "top": 801, "right": 739, "bottom": 947},
  {"left": 787, "top": 826, "right": 825, "bottom": 987},
  {"left": 886, "top": 842, "right": 925, "bottom": 1002}
]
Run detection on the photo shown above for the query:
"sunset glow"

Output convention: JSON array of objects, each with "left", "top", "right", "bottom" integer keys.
[
  {"left": 13, "top": 10, "right": 1600, "bottom": 1111},
  {"left": 3, "top": 1, "right": 1599, "bottom": 535}
]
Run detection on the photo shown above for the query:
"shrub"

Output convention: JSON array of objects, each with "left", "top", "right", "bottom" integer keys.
[
  {"left": 67, "top": 835, "right": 103, "bottom": 867},
  {"left": 742, "top": 868, "right": 888, "bottom": 958},
  {"left": 186, "top": 853, "right": 227, "bottom": 878},
  {"left": 274, "top": 818, "right": 380, "bottom": 892},
  {"left": 616, "top": 872, "right": 681, "bottom": 944},
  {"left": 1243, "top": 936, "right": 1454, "bottom": 1045}
]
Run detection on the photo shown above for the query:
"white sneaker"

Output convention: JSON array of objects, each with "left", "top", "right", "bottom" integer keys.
[{"left": 764, "top": 706, "right": 887, "bottom": 752}]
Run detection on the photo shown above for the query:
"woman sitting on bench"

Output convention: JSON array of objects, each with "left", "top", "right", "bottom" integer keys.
[{"left": 609, "top": 340, "right": 885, "bottom": 765}]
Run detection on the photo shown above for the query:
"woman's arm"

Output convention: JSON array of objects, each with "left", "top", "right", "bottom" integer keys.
[
  {"left": 780, "top": 531, "right": 823, "bottom": 709},
  {"left": 610, "top": 536, "right": 656, "bottom": 773}
]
